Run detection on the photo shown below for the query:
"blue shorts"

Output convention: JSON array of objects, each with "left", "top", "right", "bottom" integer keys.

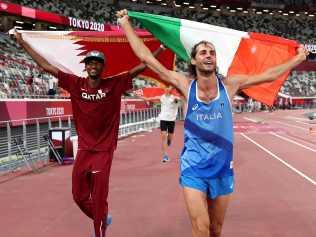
[{"left": 179, "top": 175, "right": 234, "bottom": 199}]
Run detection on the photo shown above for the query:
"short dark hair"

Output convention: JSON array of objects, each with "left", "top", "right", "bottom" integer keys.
[{"left": 188, "top": 41, "right": 216, "bottom": 77}]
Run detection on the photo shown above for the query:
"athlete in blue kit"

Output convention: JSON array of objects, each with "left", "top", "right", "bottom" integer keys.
[{"left": 117, "top": 9, "right": 308, "bottom": 237}]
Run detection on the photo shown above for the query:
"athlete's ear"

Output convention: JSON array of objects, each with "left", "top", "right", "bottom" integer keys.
[{"left": 191, "top": 58, "right": 196, "bottom": 66}]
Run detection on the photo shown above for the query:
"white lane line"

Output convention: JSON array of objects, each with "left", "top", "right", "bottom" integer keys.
[
  {"left": 270, "top": 132, "right": 316, "bottom": 153},
  {"left": 295, "top": 120, "right": 314, "bottom": 126},
  {"left": 243, "top": 117, "right": 260, "bottom": 123},
  {"left": 274, "top": 121, "right": 308, "bottom": 131},
  {"left": 240, "top": 133, "right": 316, "bottom": 186},
  {"left": 286, "top": 116, "right": 309, "bottom": 122}
]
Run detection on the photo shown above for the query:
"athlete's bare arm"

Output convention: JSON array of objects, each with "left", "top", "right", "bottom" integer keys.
[
  {"left": 117, "top": 9, "right": 189, "bottom": 100},
  {"left": 13, "top": 30, "right": 59, "bottom": 77},
  {"left": 129, "top": 45, "right": 165, "bottom": 78},
  {"left": 225, "top": 45, "right": 308, "bottom": 98}
]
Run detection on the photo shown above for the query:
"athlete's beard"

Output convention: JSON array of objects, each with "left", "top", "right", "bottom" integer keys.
[
  {"left": 198, "top": 68, "right": 215, "bottom": 77},
  {"left": 89, "top": 75, "right": 98, "bottom": 80},
  {"left": 87, "top": 67, "right": 102, "bottom": 80},
  {"left": 88, "top": 71, "right": 101, "bottom": 80},
  {"left": 196, "top": 62, "right": 217, "bottom": 77}
]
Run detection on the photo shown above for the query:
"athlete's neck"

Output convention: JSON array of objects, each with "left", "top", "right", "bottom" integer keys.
[
  {"left": 87, "top": 77, "right": 101, "bottom": 88},
  {"left": 196, "top": 73, "right": 218, "bottom": 103},
  {"left": 196, "top": 73, "right": 217, "bottom": 91}
]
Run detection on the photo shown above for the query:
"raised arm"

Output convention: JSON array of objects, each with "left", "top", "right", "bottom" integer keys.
[
  {"left": 117, "top": 10, "right": 189, "bottom": 98},
  {"left": 13, "top": 30, "right": 59, "bottom": 77},
  {"left": 129, "top": 45, "right": 165, "bottom": 78},
  {"left": 229, "top": 45, "right": 308, "bottom": 93}
]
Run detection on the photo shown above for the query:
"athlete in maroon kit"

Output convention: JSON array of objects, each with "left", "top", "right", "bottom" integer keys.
[
  {"left": 14, "top": 31, "right": 164, "bottom": 237},
  {"left": 58, "top": 56, "right": 132, "bottom": 236}
]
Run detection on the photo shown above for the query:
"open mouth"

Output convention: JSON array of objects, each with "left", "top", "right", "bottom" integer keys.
[
  {"left": 203, "top": 61, "right": 214, "bottom": 66},
  {"left": 89, "top": 70, "right": 97, "bottom": 74},
  {"left": 203, "top": 59, "right": 213, "bottom": 64}
]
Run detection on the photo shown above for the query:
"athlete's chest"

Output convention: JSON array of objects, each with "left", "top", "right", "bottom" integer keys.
[
  {"left": 161, "top": 96, "right": 174, "bottom": 106},
  {"left": 197, "top": 87, "right": 218, "bottom": 104},
  {"left": 191, "top": 100, "right": 228, "bottom": 122},
  {"left": 79, "top": 87, "right": 109, "bottom": 101},
  {"left": 78, "top": 81, "right": 117, "bottom": 102},
  {"left": 189, "top": 87, "right": 230, "bottom": 122}
]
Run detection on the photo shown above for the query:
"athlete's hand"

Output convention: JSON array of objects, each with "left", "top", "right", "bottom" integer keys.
[
  {"left": 116, "top": 9, "right": 129, "bottom": 25},
  {"left": 160, "top": 44, "right": 166, "bottom": 50},
  {"left": 296, "top": 44, "right": 309, "bottom": 62},
  {"left": 10, "top": 28, "right": 23, "bottom": 45}
]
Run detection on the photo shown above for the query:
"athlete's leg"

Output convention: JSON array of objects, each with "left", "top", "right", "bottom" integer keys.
[
  {"left": 161, "top": 131, "right": 168, "bottom": 154},
  {"left": 183, "top": 187, "right": 210, "bottom": 237},
  {"left": 72, "top": 150, "right": 94, "bottom": 219},
  {"left": 91, "top": 151, "right": 113, "bottom": 237},
  {"left": 167, "top": 133, "right": 173, "bottom": 146},
  {"left": 160, "top": 120, "right": 169, "bottom": 161},
  {"left": 167, "top": 121, "right": 176, "bottom": 146},
  {"left": 207, "top": 194, "right": 231, "bottom": 237}
]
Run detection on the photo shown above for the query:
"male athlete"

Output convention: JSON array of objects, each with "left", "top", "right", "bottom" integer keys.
[
  {"left": 146, "top": 85, "right": 180, "bottom": 162},
  {"left": 117, "top": 9, "right": 308, "bottom": 237},
  {"left": 14, "top": 30, "right": 163, "bottom": 237},
  {"left": 159, "top": 85, "right": 180, "bottom": 162}
]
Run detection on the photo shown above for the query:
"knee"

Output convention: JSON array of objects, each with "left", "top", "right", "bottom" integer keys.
[
  {"left": 191, "top": 215, "right": 210, "bottom": 235},
  {"left": 161, "top": 131, "right": 167, "bottom": 137},
  {"left": 72, "top": 189, "right": 86, "bottom": 206},
  {"left": 209, "top": 219, "right": 223, "bottom": 237}
]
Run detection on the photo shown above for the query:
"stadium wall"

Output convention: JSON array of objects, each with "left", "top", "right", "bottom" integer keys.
[{"left": 0, "top": 99, "right": 150, "bottom": 126}]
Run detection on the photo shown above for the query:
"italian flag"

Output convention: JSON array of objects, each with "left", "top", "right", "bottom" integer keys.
[{"left": 128, "top": 11, "right": 299, "bottom": 105}]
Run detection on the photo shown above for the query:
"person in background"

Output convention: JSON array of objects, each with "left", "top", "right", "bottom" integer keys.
[
  {"left": 144, "top": 85, "right": 180, "bottom": 162},
  {"left": 158, "top": 86, "right": 180, "bottom": 162}
]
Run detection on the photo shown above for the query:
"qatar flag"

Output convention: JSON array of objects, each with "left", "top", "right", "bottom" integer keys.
[{"left": 13, "top": 29, "right": 175, "bottom": 81}]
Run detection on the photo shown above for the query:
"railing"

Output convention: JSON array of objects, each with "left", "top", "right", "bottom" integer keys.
[
  {"left": 0, "top": 107, "right": 162, "bottom": 173},
  {"left": 0, "top": 94, "right": 70, "bottom": 99},
  {"left": 0, "top": 116, "right": 73, "bottom": 172},
  {"left": 119, "top": 107, "right": 161, "bottom": 138}
]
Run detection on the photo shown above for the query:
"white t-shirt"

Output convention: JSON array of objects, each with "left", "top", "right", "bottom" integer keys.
[{"left": 159, "top": 94, "right": 179, "bottom": 121}]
